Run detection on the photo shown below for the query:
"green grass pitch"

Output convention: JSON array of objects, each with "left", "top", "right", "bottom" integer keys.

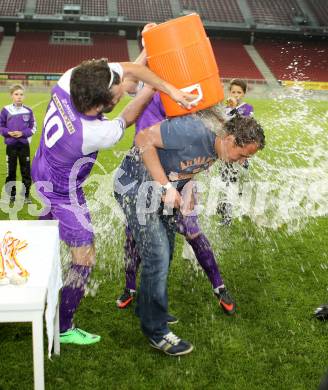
[{"left": 0, "top": 91, "right": 328, "bottom": 390}]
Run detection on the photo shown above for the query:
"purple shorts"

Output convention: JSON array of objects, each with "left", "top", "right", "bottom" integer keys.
[{"left": 38, "top": 188, "right": 94, "bottom": 247}]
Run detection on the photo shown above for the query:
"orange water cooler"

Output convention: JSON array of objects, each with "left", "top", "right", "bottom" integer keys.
[{"left": 142, "top": 13, "right": 224, "bottom": 116}]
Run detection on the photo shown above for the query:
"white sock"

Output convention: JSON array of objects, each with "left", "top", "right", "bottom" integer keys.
[{"left": 214, "top": 284, "right": 224, "bottom": 294}]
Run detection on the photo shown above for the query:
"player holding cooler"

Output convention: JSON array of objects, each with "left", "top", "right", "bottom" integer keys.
[
  {"left": 32, "top": 57, "right": 196, "bottom": 346},
  {"left": 0, "top": 84, "right": 36, "bottom": 203}
]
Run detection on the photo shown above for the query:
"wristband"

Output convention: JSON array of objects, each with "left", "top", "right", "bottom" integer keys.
[
  {"left": 161, "top": 182, "right": 173, "bottom": 196},
  {"left": 163, "top": 182, "right": 173, "bottom": 191}
]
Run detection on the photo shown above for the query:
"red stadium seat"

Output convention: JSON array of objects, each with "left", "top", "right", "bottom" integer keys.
[
  {"left": 255, "top": 40, "right": 328, "bottom": 82},
  {"left": 5, "top": 32, "right": 129, "bottom": 73},
  {"left": 211, "top": 38, "right": 264, "bottom": 80},
  {"left": 6, "top": 34, "right": 265, "bottom": 80}
]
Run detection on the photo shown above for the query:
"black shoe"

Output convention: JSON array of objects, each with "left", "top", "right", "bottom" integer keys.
[
  {"left": 116, "top": 288, "right": 136, "bottom": 309},
  {"left": 167, "top": 314, "right": 178, "bottom": 325},
  {"left": 214, "top": 287, "right": 236, "bottom": 316},
  {"left": 314, "top": 304, "right": 328, "bottom": 321},
  {"left": 149, "top": 332, "right": 193, "bottom": 356}
]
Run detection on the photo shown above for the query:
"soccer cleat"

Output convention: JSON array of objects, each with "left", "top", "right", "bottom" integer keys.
[
  {"left": 215, "top": 287, "right": 236, "bottom": 316},
  {"left": 60, "top": 328, "right": 101, "bottom": 345},
  {"left": 149, "top": 332, "right": 193, "bottom": 356},
  {"left": 116, "top": 288, "right": 136, "bottom": 309}
]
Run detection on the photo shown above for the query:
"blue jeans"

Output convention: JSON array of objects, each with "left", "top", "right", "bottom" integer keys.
[{"left": 115, "top": 191, "right": 176, "bottom": 341}]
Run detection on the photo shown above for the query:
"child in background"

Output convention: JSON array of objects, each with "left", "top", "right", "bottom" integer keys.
[
  {"left": 0, "top": 84, "right": 36, "bottom": 203},
  {"left": 218, "top": 79, "right": 254, "bottom": 225},
  {"left": 226, "top": 78, "right": 253, "bottom": 118}
]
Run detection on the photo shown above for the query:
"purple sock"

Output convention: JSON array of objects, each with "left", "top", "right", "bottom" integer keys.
[
  {"left": 59, "top": 264, "right": 91, "bottom": 333},
  {"left": 124, "top": 227, "right": 141, "bottom": 291},
  {"left": 187, "top": 233, "right": 223, "bottom": 289}
]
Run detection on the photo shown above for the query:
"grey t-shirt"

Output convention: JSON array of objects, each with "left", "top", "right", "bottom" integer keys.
[
  {"left": 159, "top": 115, "right": 217, "bottom": 184},
  {"left": 116, "top": 115, "right": 217, "bottom": 195}
]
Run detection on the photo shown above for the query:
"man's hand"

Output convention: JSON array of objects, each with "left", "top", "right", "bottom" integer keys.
[
  {"left": 167, "top": 86, "right": 200, "bottom": 110},
  {"left": 142, "top": 23, "right": 157, "bottom": 35},
  {"left": 141, "top": 23, "right": 157, "bottom": 48},
  {"left": 162, "top": 187, "right": 182, "bottom": 210}
]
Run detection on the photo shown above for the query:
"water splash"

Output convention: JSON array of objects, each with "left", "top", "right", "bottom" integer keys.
[
  {"left": 199, "top": 85, "right": 328, "bottom": 232},
  {"left": 79, "top": 83, "right": 328, "bottom": 291}
]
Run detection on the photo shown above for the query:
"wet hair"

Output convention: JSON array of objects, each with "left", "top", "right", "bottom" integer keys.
[
  {"left": 196, "top": 104, "right": 265, "bottom": 150},
  {"left": 224, "top": 114, "right": 265, "bottom": 150},
  {"left": 10, "top": 84, "right": 24, "bottom": 94},
  {"left": 229, "top": 78, "right": 247, "bottom": 94},
  {"left": 70, "top": 58, "right": 121, "bottom": 113}
]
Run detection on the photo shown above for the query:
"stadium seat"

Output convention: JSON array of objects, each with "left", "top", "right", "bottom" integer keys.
[
  {"left": 307, "top": 0, "right": 328, "bottom": 26},
  {"left": 211, "top": 38, "right": 264, "bottom": 79},
  {"left": 117, "top": 0, "right": 173, "bottom": 22},
  {"left": 255, "top": 40, "right": 328, "bottom": 81},
  {"left": 5, "top": 32, "right": 129, "bottom": 73},
  {"left": 247, "top": 0, "right": 302, "bottom": 26},
  {"left": 35, "top": 0, "right": 108, "bottom": 17},
  {"left": 180, "top": 0, "right": 244, "bottom": 23},
  {"left": 0, "top": 0, "right": 25, "bottom": 16}
]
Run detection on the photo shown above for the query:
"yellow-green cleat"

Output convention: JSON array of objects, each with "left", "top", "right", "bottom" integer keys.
[{"left": 60, "top": 328, "right": 101, "bottom": 345}]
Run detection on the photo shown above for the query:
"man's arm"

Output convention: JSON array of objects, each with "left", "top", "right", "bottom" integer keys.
[
  {"left": 122, "top": 49, "right": 147, "bottom": 95},
  {"left": 134, "top": 123, "right": 167, "bottom": 184},
  {"left": 119, "top": 85, "right": 155, "bottom": 127},
  {"left": 119, "top": 62, "right": 196, "bottom": 110},
  {"left": 122, "top": 23, "right": 155, "bottom": 95},
  {"left": 135, "top": 122, "right": 182, "bottom": 207}
]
